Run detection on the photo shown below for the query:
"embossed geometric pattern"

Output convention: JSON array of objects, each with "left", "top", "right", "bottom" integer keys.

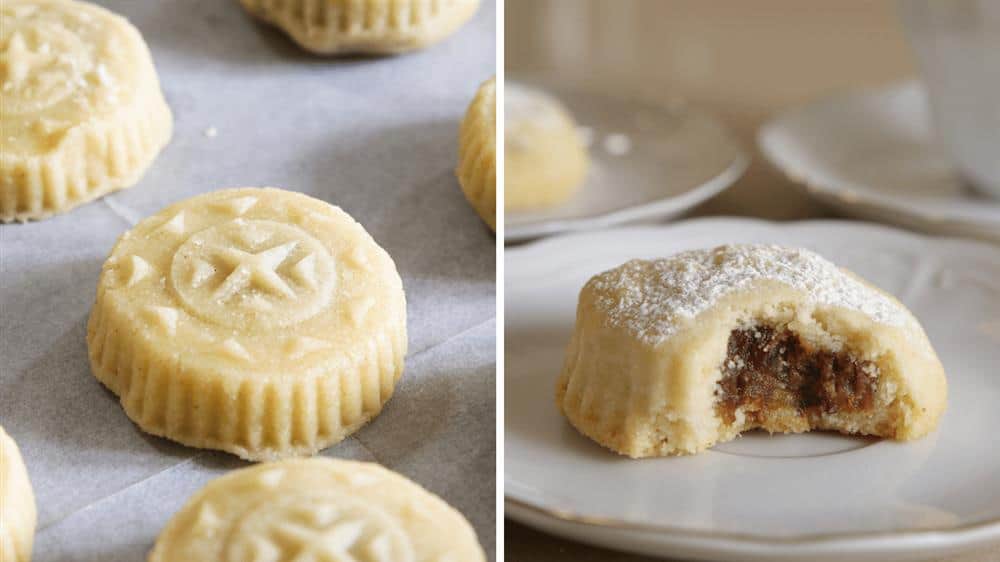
[
  {"left": 216, "top": 195, "right": 259, "bottom": 217},
  {"left": 149, "top": 460, "right": 486, "bottom": 562},
  {"left": 160, "top": 212, "right": 186, "bottom": 235},
  {"left": 144, "top": 306, "right": 178, "bottom": 337},
  {"left": 0, "top": 17, "right": 92, "bottom": 115},
  {"left": 0, "top": 0, "right": 173, "bottom": 221},
  {"left": 220, "top": 338, "right": 251, "bottom": 362},
  {"left": 224, "top": 496, "right": 415, "bottom": 562},
  {"left": 88, "top": 188, "right": 408, "bottom": 461},
  {"left": 123, "top": 255, "right": 153, "bottom": 288},
  {"left": 170, "top": 219, "right": 336, "bottom": 329}
]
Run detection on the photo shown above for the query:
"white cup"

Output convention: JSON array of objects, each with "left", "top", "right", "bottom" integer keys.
[{"left": 899, "top": 0, "right": 1000, "bottom": 199}]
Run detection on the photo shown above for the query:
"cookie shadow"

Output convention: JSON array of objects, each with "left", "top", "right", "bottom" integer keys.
[
  {"left": 0, "top": 257, "right": 163, "bottom": 455},
  {"left": 5, "top": 315, "right": 189, "bottom": 457},
  {"left": 352, "top": 334, "right": 496, "bottom": 554}
]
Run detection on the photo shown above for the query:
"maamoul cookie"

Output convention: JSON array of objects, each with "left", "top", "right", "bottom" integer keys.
[
  {"left": 505, "top": 83, "right": 588, "bottom": 211},
  {"left": 149, "top": 458, "right": 486, "bottom": 562},
  {"left": 456, "top": 77, "right": 495, "bottom": 230},
  {"left": 0, "top": 426, "right": 36, "bottom": 562},
  {"left": 556, "top": 244, "right": 947, "bottom": 458},
  {"left": 240, "top": 0, "right": 480, "bottom": 55},
  {"left": 0, "top": 0, "right": 173, "bottom": 222},
  {"left": 87, "top": 188, "right": 407, "bottom": 461}
]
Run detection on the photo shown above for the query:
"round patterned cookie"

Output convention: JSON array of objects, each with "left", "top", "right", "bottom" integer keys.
[
  {"left": 505, "top": 83, "right": 588, "bottom": 211},
  {"left": 557, "top": 244, "right": 947, "bottom": 458},
  {"left": 149, "top": 458, "right": 486, "bottom": 562},
  {"left": 456, "top": 77, "right": 495, "bottom": 230},
  {"left": 87, "top": 188, "right": 407, "bottom": 461},
  {"left": 0, "top": 426, "right": 36, "bottom": 562},
  {"left": 240, "top": 0, "right": 480, "bottom": 55},
  {"left": 0, "top": 0, "right": 173, "bottom": 222}
]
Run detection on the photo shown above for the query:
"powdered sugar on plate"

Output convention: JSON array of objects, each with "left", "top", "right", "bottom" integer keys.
[{"left": 586, "top": 244, "right": 911, "bottom": 344}]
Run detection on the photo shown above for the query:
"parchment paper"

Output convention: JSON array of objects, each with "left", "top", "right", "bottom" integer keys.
[{"left": 0, "top": 1, "right": 496, "bottom": 559}]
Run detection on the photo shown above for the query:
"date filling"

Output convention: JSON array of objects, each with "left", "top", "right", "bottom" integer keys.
[{"left": 715, "top": 325, "right": 878, "bottom": 425}]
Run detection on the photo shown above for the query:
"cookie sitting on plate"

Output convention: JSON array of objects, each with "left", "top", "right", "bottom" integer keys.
[
  {"left": 505, "top": 83, "right": 589, "bottom": 212},
  {"left": 557, "top": 244, "right": 947, "bottom": 457}
]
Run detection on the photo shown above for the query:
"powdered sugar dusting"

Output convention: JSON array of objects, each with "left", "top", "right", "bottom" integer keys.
[{"left": 587, "top": 245, "right": 911, "bottom": 344}]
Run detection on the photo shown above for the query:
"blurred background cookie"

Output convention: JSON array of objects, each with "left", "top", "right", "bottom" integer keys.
[
  {"left": 457, "top": 76, "right": 496, "bottom": 230},
  {"left": 240, "top": 0, "right": 480, "bottom": 54},
  {"left": 149, "top": 458, "right": 486, "bottom": 562},
  {"left": 0, "top": 426, "right": 35, "bottom": 562},
  {"left": 504, "top": 83, "right": 588, "bottom": 212},
  {"left": 0, "top": 0, "right": 172, "bottom": 222}
]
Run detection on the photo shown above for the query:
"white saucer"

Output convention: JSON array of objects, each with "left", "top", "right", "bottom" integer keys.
[
  {"left": 505, "top": 80, "right": 748, "bottom": 243},
  {"left": 759, "top": 81, "right": 1000, "bottom": 244},
  {"left": 505, "top": 218, "right": 1000, "bottom": 561}
]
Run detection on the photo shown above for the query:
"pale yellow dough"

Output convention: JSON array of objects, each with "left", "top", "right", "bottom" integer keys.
[
  {"left": 557, "top": 245, "right": 947, "bottom": 458},
  {"left": 456, "top": 77, "right": 495, "bottom": 230},
  {"left": 0, "top": 426, "right": 36, "bottom": 562},
  {"left": 240, "top": 0, "right": 480, "bottom": 55},
  {"left": 505, "top": 83, "right": 588, "bottom": 211},
  {"left": 0, "top": 0, "right": 173, "bottom": 222},
  {"left": 149, "top": 458, "right": 486, "bottom": 562},
  {"left": 87, "top": 188, "right": 408, "bottom": 461}
]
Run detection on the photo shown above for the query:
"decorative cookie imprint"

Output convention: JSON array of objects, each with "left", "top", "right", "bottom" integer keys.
[
  {"left": 0, "top": 426, "right": 36, "bottom": 562},
  {"left": 240, "top": 0, "right": 480, "bottom": 55},
  {"left": 0, "top": 0, "right": 173, "bottom": 222},
  {"left": 87, "top": 188, "right": 407, "bottom": 461},
  {"left": 149, "top": 459, "right": 487, "bottom": 562},
  {"left": 456, "top": 77, "right": 496, "bottom": 230},
  {"left": 170, "top": 219, "right": 336, "bottom": 328},
  {"left": 557, "top": 244, "right": 947, "bottom": 457},
  {"left": 505, "top": 83, "right": 588, "bottom": 211}
]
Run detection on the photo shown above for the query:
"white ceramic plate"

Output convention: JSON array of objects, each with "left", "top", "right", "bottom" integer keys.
[
  {"left": 505, "top": 80, "right": 748, "bottom": 243},
  {"left": 505, "top": 218, "right": 1000, "bottom": 561},
  {"left": 759, "top": 81, "right": 1000, "bottom": 244}
]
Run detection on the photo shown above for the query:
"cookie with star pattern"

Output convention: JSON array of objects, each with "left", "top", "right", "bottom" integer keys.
[
  {"left": 148, "top": 458, "right": 485, "bottom": 562},
  {"left": 0, "top": 0, "right": 172, "bottom": 222},
  {"left": 87, "top": 187, "right": 407, "bottom": 461}
]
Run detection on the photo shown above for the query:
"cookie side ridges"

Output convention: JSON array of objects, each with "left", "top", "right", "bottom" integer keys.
[
  {"left": 0, "top": 0, "right": 174, "bottom": 223},
  {"left": 243, "top": 0, "right": 478, "bottom": 53},
  {"left": 0, "top": 87, "right": 172, "bottom": 222},
  {"left": 457, "top": 79, "right": 496, "bottom": 228},
  {"left": 87, "top": 290, "right": 406, "bottom": 461}
]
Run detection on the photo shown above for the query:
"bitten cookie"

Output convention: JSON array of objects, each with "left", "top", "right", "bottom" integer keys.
[
  {"left": 240, "top": 0, "right": 479, "bottom": 55},
  {"left": 0, "top": 0, "right": 172, "bottom": 222},
  {"left": 505, "top": 83, "right": 588, "bottom": 211},
  {"left": 149, "top": 458, "right": 486, "bottom": 562},
  {"left": 456, "top": 77, "right": 496, "bottom": 230},
  {"left": 87, "top": 188, "right": 407, "bottom": 461},
  {"left": 0, "top": 426, "right": 36, "bottom": 562},
  {"left": 557, "top": 244, "right": 947, "bottom": 458}
]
